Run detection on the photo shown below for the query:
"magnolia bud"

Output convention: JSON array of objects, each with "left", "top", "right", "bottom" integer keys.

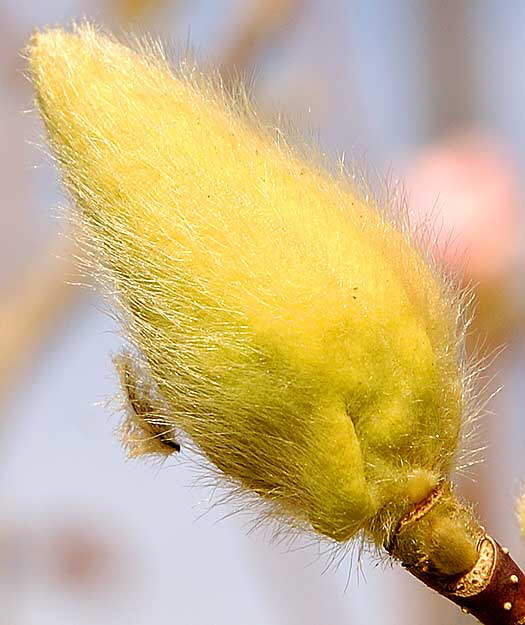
[{"left": 29, "top": 25, "right": 477, "bottom": 572}]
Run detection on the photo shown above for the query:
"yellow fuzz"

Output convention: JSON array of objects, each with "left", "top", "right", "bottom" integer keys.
[
  {"left": 29, "top": 25, "right": 473, "bottom": 556},
  {"left": 406, "top": 469, "right": 440, "bottom": 505},
  {"left": 423, "top": 506, "right": 479, "bottom": 575}
]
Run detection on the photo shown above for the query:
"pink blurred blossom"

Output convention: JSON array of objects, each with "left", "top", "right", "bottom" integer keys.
[{"left": 404, "top": 131, "right": 518, "bottom": 286}]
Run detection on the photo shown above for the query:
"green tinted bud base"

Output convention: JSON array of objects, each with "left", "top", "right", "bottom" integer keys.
[{"left": 387, "top": 482, "right": 480, "bottom": 576}]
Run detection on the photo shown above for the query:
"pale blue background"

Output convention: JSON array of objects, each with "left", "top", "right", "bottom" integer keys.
[{"left": 1, "top": 1, "right": 523, "bottom": 624}]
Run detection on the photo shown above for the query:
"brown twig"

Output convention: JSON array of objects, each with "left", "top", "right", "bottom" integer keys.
[
  {"left": 219, "top": 0, "right": 305, "bottom": 80},
  {"left": 387, "top": 483, "right": 525, "bottom": 624},
  {"left": 407, "top": 535, "right": 525, "bottom": 625}
]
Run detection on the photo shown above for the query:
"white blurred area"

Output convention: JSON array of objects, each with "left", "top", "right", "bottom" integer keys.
[{"left": 0, "top": 1, "right": 524, "bottom": 624}]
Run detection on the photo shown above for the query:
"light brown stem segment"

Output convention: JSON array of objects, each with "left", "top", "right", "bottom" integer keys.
[{"left": 405, "top": 534, "right": 525, "bottom": 625}]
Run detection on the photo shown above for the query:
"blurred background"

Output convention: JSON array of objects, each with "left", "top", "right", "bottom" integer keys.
[{"left": 0, "top": 1, "right": 523, "bottom": 624}]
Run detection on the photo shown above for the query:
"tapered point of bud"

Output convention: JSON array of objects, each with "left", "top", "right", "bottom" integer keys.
[{"left": 29, "top": 28, "right": 78, "bottom": 78}]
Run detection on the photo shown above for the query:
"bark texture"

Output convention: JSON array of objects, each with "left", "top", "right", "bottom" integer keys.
[{"left": 407, "top": 535, "right": 525, "bottom": 624}]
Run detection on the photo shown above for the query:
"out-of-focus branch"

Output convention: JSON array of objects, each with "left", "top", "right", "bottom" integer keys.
[
  {"left": 116, "top": 0, "right": 166, "bottom": 22},
  {"left": 219, "top": 0, "right": 305, "bottom": 80},
  {"left": 0, "top": 239, "right": 82, "bottom": 405},
  {"left": 424, "top": 0, "right": 475, "bottom": 137}
]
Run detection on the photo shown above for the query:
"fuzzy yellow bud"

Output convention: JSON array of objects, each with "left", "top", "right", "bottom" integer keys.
[{"left": 28, "top": 24, "right": 474, "bottom": 564}]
